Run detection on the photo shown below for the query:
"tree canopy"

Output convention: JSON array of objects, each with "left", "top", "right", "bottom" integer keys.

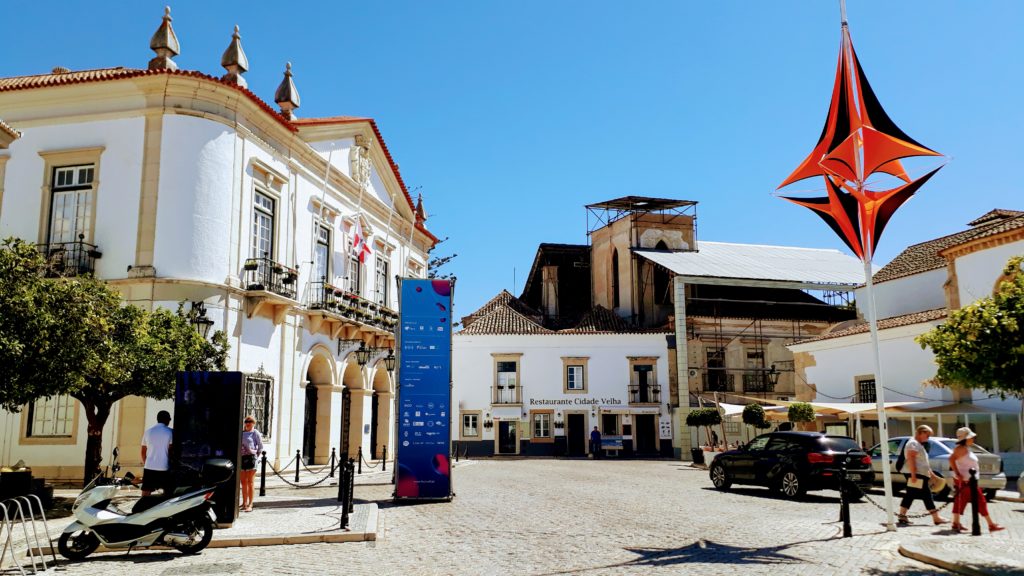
[
  {"left": 742, "top": 403, "right": 771, "bottom": 429},
  {"left": 0, "top": 237, "right": 229, "bottom": 481},
  {"left": 787, "top": 402, "right": 815, "bottom": 423},
  {"left": 917, "top": 256, "right": 1024, "bottom": 397}
]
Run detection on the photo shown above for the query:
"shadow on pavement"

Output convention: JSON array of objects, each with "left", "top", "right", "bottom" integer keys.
[{"left": 701, "top": 485, "right": 843, "bottom": 504}]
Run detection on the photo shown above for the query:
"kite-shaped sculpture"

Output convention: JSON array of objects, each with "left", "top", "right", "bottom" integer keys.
[{"left": 777, "top": 6, "right": 943, "bottom": 261}]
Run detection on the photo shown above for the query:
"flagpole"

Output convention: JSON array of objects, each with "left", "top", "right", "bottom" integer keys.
[{"left": 864, "top": 249, "right": 896, "bottom": 531}]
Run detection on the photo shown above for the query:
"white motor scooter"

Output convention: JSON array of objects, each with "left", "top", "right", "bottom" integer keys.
[{"left": 58, "top": 449, "right": 234, "bottom": 560}]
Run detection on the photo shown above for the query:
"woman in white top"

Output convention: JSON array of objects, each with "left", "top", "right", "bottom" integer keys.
[{"left": 949, "top": 427, "right": 1004, "bottom": 533}]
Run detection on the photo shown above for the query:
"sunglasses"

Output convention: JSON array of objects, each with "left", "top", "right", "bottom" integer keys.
[{"left": 244, "top": 420, "right": 255, "bottom": 424}]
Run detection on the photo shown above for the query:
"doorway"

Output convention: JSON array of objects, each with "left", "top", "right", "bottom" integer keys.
[
  {"left": 566, "top": 413, "right": 586, "bottom": 456},
  {"left": 497, "top": 421, "right": 518, "bottom": 454},
  {"left": 302, "top": 385, "right": 317, "bottom": 465},
  {"left": 634, "top": 414, "right": 657, "bottom": 455}
]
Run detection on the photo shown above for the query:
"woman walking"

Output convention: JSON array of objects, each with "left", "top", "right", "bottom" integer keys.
[
  {"left": 240, "top": 416, "right": 264, "bottom": 513},
  {"left": 896, "top": 425, "right": 948, "bottom": 526},
  {"left": 949, "top": 427, "right": 1004, "bottom": 533}
]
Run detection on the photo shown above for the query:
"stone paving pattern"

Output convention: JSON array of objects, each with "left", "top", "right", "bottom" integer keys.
[{"left": 18, "top": 459, "right": 1024, "bottom": 575}]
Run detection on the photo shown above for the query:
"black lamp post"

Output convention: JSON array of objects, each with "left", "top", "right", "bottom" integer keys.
[
  {"left": 766, "top": 364, "right": 781, "bottom": 389},
  {"left": 190, "top": 301, "right": 214, "bottom": 340},
  {"left": 355, "top": 342, "right": 371, "bottom": 366},
  {"left": 384, "top": 348, "right": 396, "bottom": 372}
]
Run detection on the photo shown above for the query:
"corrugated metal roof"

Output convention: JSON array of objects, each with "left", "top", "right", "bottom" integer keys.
[{"left": 635, "top": 241, "right": 865, "bottom": 288}]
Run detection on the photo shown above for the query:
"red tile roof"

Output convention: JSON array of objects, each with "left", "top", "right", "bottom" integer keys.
[
  {"left": 559, "top": 305, "right": 631, "bottom": 333},
  {"left": 0, "top": 118, "right": 18, "bottom": 139},
  {"left": 873, "top": 210, "right": 1024, "bottom": 284},
  {"left": 458, "top": 301, "right": 552, "bottom": 335},
  {"left": 791, "top": 308, "right": 947, "bottom": 344},
  {"left": 0, "top": 68, "right": 436, "bottom": 244}
]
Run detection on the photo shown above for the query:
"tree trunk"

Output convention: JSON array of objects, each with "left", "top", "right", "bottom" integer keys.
[{"left": 80, "top": 398, "right": 111, "bottom": 486}]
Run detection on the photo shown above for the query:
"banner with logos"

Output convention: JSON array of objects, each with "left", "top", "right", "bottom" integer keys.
[{"left": 394, "top": 278, "right": 454, "bottom": 501}]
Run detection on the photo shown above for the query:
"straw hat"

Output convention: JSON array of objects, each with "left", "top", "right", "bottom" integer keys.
[
  {"left": 955, "top": 427, "right": 977, "bottom": 442},
  {"left": 928, "top": 475, "right": 947, "bottom": 494}
]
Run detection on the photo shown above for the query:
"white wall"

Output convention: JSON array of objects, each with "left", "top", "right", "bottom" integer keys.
[
  {"left": 954, "top": 239, "right": 1024, "bottom": 305},
  {"left": 856, "top": 268, "right": 947, "bottom": 320}
]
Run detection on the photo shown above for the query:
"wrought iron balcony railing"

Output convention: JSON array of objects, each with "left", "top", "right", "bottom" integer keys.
[
  {"left": 628, "top": 384, "right": 661, "bottom": 404},
  {"left": 702, "top": 371, "right": 734, "bottom": 392},
  {"left": 307, "top": 279, "right": 399, "bottom": 333},
  {"left": 243, "top": 255, "right": 297, "bottom": 300},
  {"left": 38, "top": 235, "right": 101, "bottom": 278},
  {"left": 742, "top": 372, "right": 776, "bottom": 393},
  {"left": 492, "top": 385, "right": 522, "bottom": 405}
]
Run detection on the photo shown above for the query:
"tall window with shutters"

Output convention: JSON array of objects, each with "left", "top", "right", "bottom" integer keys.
[
  {"left": 346, "top": 240, "right": 362, "bottom": 295},
  {"left": 313, "top": 224, "right": 330, "bottom": 282},
  {"left": 375, "top": 255, "right": 389, "bottom": 306},
  {"left": 48, "top": 165, "right": 95, "bottom": 245},
  {"left": 251, "top": 191, "right": 275, "bottom": 259}
]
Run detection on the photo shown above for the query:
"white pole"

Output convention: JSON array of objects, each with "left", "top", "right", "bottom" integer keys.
[
  {"left": 864, "top": 256, "right": 896, "bottom": 531},
  {"left": 839, "top": 0, "right": 848, "bottom": 25},
  {"left": 990, "top": 413, "right": 999, "bottom": 453}
]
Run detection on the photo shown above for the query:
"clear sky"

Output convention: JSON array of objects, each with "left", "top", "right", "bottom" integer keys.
[{"left": 2, "top": 1, "right": 1020, "bottom": 317}]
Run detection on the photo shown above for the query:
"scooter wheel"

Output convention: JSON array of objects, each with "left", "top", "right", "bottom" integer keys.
[
  {"left": 58, "top": 529, "right": 100, "bottom": 560},
  {"left": 172, "top": 516, "right": 214, "bottom": 555}
]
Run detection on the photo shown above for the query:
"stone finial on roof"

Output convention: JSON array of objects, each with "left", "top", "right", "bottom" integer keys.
[
  {"left": 415, "top": 193, "right": 426, "bottom": 225},
  {"left": 148, "top": 6, "right": 181, "bottom": 71},
  {"left": 220, "top": 25, "right": 249, "bottom": 88},
  {"left": 274, "top": 62, "right": 300, "bottom": 120}
]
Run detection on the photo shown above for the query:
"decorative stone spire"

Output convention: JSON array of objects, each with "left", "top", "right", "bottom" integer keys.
[
  {"left": 274, "top": 62, "right": 300, "bottom": 120},
  {"left": 220, "top": 25, "right": 249, "bottom": 88},
  {"left": 148, "top": 6, "right": 181, "bottom": 71},
  {"left": 415, "top": 193, "right": 426, "bottom": 225}
]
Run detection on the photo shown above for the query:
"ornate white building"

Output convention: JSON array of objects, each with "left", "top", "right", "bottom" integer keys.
[{"left": 0, "top": 9, "right": 437, "bottom": 482}]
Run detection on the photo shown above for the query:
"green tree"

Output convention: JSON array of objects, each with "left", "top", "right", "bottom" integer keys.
[
  {"left": 917, "top": 256, "right": 1024, "bottom": 397},
  {"left": 686, "top": 407, "right": 723, "bottom": 447},
  {"left": 742, "top": 403, "right": 771, "bottom": 431},
  {"left": 0, "top": 238, "right": 228, "bottom": 483},
  {"left": 787, "top": 402, "right": 815, "bottom": 430}
]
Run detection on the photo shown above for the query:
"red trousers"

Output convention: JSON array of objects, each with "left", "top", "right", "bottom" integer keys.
[{"left": 953, "top": 482, "right": 988, "bottom": 516}]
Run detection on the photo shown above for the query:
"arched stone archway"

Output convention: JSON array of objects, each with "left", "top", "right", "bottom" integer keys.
[
  {"left": 370, "top": 364, "right": 394, "bottom": 459},
  {"left": 341, "top": 359, "right": 369, "bottom": 459},
  {"left": 303, "top": 351, "right": 336, "bottom": 465}
]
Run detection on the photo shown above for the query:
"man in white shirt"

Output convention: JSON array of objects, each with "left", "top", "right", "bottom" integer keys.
[{"left": 140, "top": 410, "right": 173, "bottom": 496}]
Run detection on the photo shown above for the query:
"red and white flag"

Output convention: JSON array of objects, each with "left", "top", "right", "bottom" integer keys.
[{"left": 352, "top": 218, "right": 373, "bottom": 264}]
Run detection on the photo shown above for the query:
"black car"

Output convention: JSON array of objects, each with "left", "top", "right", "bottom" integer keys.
[{"left": 709, "top": 431, "right": 874, "bottom": 499}]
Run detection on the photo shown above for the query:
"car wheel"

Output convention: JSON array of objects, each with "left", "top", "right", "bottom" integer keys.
[
  {"left": 710, "top": 463, "right": 731, "bottom": 490},
  {"left": 778, "top": 470, "right": 805, "bottom": 499}
]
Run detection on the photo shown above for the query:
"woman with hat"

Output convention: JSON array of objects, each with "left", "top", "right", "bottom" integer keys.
[
  {"left": 949, "top": 426, "right": 1005, "bottom": 533},
  {"left": 897, "top": 425, "right": 948, "bottom": 526}
]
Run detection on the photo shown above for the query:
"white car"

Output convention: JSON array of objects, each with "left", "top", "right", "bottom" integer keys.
[{"left": 868, "top": 436, "right": 1006, "bottom": 500}]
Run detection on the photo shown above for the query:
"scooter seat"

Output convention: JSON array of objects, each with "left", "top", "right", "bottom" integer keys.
[{"left": 131, "top": 494, "right": 171, "bottom": 514}]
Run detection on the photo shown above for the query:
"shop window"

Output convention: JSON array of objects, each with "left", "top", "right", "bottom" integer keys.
[{"left": 532, "top": 412, "right": 552, "bottom": 439}]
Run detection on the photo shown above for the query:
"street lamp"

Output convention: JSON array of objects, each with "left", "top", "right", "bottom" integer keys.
[
  {"left": 355, "top": 342, "right": 371, "bottom": 366},
  {"left": 383, "top": 348, "right": 396, "bottom": 372},
  {"left": 766, "top": 364, "right": 781, "bottom": 389},
  {"left": 190, "top": 301, "right": 214, "bottom": 340}
]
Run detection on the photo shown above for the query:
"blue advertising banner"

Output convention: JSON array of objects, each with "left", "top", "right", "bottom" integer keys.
[{"left": 394, "top": 278, "right": 453, "bottom": 500}]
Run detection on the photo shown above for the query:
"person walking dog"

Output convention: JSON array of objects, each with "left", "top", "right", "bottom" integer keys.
[
  {"left": 896, "top": 425, "right": 948, "bottom": 526},
  {"left": 949, "top": 427, "right": 1005, "bottom": 533}
]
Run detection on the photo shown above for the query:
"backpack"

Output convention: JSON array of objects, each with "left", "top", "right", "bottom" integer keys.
[{"left": 894, "top": 442, "right": 906, "bottom": 473}]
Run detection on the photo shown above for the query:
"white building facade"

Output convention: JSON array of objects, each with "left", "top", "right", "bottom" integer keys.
[{"left": 0, "top": 13, "right": 436, "bottom": 482}]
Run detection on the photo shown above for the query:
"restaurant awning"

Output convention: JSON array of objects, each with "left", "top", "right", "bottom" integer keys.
[{"left": 730, "top": 395, "right": 921, "bottom": 417}]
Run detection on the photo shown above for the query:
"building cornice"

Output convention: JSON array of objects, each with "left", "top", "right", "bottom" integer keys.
[{"left": 940, "top": 226, "right": 1024, "bottom": 261}]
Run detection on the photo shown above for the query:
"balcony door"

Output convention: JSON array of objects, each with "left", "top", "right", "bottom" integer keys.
[{"left": 49, "top": 165, "right": 95, "bottom": 245}]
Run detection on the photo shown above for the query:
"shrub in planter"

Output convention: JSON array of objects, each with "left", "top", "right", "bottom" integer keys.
[
  {"left": 243, "top": 259, "right": 259, "bottom": 271},
  {"left": 686, "top": 407, "right": 722, "bottom": 449},
  {"left": 787, "top": 402, "right": 815, "bottom": 430},
  {"left": 742, "top": 403, "right": 770, "bottom": 429}
]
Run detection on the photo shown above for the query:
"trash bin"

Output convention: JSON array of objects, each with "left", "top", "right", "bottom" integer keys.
[{"left": 690, "top": 448, "right": 705, "bottom": 465}]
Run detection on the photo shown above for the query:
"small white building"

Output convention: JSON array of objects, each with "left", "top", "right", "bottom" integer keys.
[
  {"left": 0, "top": 11, "right": 437, "bottom": 482},
  {"left": 454, "top": 292, "right": 674, "bottom": 457},
  {"left": 789, "top": 209, "right": 1024, "bottom": 460}
]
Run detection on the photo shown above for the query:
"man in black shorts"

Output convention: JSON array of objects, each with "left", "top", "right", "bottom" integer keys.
[{"left": 141, "top": 410, "right": 173, "bottom": 496}]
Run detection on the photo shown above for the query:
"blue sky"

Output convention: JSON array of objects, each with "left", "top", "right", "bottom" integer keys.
[{"left": 2, "top": 1, "right": 1020, "bottom": 316}]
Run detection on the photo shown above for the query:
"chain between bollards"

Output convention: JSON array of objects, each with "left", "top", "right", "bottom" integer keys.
[
  {"left": 969, "top": 468, "right": 981, "bottom": 536},
  {"left": 259, "top": 451, "right": 267, "bottom": 497}
]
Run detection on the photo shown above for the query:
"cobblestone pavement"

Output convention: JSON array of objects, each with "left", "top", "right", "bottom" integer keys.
[{"left": 31, "top": 459, "right": 1024, "bottom": 575}]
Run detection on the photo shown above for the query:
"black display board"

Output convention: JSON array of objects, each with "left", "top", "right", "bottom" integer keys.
[{"left": 173, "top": 371, "right": 244, "bottom": 525}]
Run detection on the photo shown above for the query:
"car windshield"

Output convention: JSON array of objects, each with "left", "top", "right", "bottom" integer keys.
[
  {"left": 938, "top": 439, "right": 991, "bottom": 454},
  {"left": 822, "top": 436, "right": 860, "bottom": 452}
]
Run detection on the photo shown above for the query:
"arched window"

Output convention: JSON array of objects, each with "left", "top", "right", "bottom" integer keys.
[
  {"left": 611, "top": 249, "right": 620, "bottom": 309},
  {"left": 654, "top": 241, "right": 671, "bottom": 305}
]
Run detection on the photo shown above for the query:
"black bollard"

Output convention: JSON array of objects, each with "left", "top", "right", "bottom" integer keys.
[
  {"left": 329, "top": 448, "right": 336, "bottom": 478},
  {"left": 464, "top": 444, "right": 470, "bottom": 460},
  {"left": 337, "top": 455, "right": 349, "bottom": 503},
  {"left": 970, "top": 468, "right": 981, "bottom": 536},
  {"left": 348, "top": 458, "right": 356, "bottom": 513},
  {"left": 358, "top": 446, "right": 363, "bottom": 474},
  {"left": 295, "top": 450, "right": 301, "bottom": 483},
  {"left": 382, "top": 445, "right": 387, "bottom": 472},
  {"left": 840, "top": 455, "right": 852, "bottom": 538},
  {"left": 259, "top": 451, "right": 267, "bottom": 497},
  {"left": 455, "top": 441, "right": 460, "bottom": 462}
]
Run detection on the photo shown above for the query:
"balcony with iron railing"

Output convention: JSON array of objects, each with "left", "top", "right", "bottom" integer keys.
[
  {"left": 38, "top": 235, "right": 101, "bottom": 278},
  {"left": 628, "top": 383, "right": 661, "bottom": 405},
  {"left": 243, "top": 255, "right": 297, "bottom": 300},
  {"left": 492, "top": 384, "right": 522, "bottom": 405},
  {"left": 306, "top": 279, "right": 398, "bottom": 335},
  {"left": 742, "top": 372, "right": 776, "bottom": 394},
  {"left": 701, "top": 371, "right": 734, "bottom": 393}
]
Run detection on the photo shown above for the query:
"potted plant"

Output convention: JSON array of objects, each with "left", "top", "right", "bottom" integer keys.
[
  {"left": 272, "top": 262, "right": 285, "bottom": 274},
  {"left": 282, "top": 268, "right": 297, "bottom": 284},
  {"left": 243, "top": 258, "right": 259, "bottom": 271},
  {"left": 685, "top": 407, "right": 723, "bottom": 465},
  {"left": 787, "top": 402, "right": 816, "bottom": 431}
]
